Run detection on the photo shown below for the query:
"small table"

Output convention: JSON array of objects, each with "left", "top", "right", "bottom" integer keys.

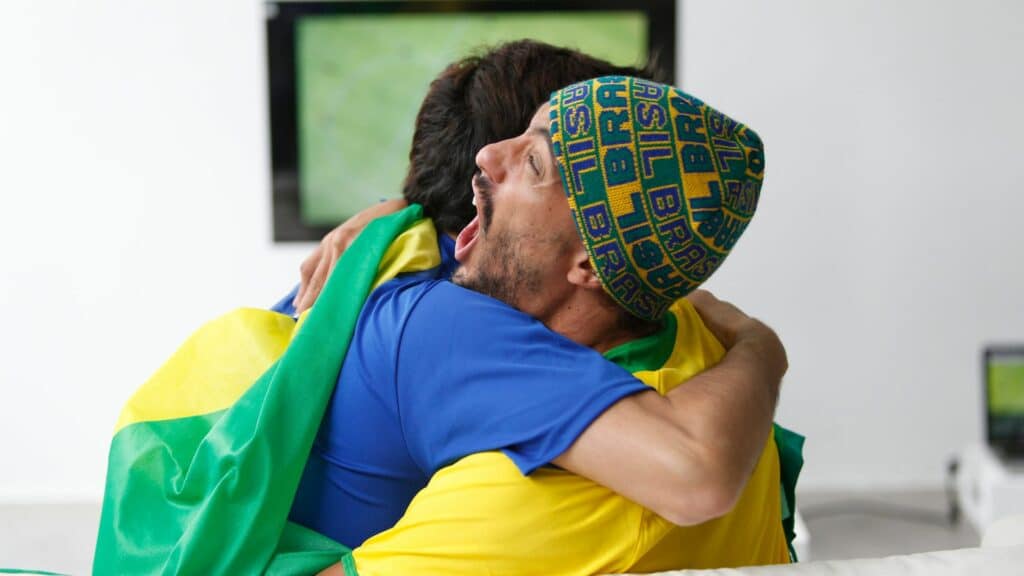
[{"left": 956, "top": 443, "right": 1024, "bottom": 532}]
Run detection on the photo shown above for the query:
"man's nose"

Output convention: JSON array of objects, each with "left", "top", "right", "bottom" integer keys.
[{"left": 475, "top": 141, "right": 508, "bottom": 184}]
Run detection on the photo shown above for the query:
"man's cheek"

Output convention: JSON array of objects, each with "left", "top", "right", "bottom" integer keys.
[{"left": 482, "top": 202, "right": 494, "bottom": 231}]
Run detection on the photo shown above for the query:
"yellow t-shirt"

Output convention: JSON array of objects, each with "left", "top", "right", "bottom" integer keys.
[{"left": 351, "top": 299, "right": 789, "bottom": 575}]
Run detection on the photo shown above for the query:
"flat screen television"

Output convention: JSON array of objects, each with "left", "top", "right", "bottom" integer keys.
[
  {"left": 266, "top": 0, "right": 677, "bottom": 241},
  {"left": 985, "top": 345, "right": 1024, "bottom": 460}
]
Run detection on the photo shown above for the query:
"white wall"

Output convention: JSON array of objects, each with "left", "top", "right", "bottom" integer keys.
[
  {"left": 0, "top": 1, "right": 305, "bottom": 501},
  {"left": 0, "top": 0, "right": 1022, "bottom": 501},
  {"left": 685, "top": 0, "right": 1024, "bottom": 489}
]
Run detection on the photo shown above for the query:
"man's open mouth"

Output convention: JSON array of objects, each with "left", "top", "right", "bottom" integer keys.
[{"left": 454, "top": 215, "right": 480, "bottom": 262}]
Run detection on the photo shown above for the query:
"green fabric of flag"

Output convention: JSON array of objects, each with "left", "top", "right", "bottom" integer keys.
[
  {"left": 93, "top": 199, "right": 804, "bottom": 574},
  {"left": 93, "top": 205, "right": 426, "bottom": 575},
  {"left": 774, "top": 423, "right": 806, "bottom": 561}
]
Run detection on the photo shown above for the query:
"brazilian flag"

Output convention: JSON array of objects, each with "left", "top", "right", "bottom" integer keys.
[
  {"left": 93, "top": 202, "right": 804, "bottom": 574},
  {"left": 93, "top": 205, "right": 437, "bottom": 575}
]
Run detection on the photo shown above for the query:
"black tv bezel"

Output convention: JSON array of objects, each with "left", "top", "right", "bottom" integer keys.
[
  {"left": 983, "top": 344, "right": 1024, "bottom": 459},
  {"left": 266, "top": 0, "right": 678, "bottom": 242}
]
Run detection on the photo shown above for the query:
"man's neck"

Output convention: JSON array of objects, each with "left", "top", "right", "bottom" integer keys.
[{"left": 540, "top": 291, "right": 657, "bottom": 354}]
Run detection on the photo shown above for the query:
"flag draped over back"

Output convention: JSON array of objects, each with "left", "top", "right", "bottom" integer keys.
[
  {"left": 93, "top": 201, "right": 804, "bottom": 575},
  {"left": 94, "top": 205, "right": 437, "bottom": 575}
]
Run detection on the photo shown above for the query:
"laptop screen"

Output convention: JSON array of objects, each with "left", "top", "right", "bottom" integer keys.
[{"left": 986, "top": 346, "right": 1024, "bottom": 458}]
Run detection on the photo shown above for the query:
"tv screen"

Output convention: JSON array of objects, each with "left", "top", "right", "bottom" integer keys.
[
  {"left": 986, "top": 346, "right": 1024, "bottom": 458},
  {"left": 267, "top": 0, "right": 676, "bottom": 241}
]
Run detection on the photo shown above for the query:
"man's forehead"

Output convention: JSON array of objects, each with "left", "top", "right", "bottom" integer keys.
[{"left": 528, "top": 103, "right": 551, "bottom": 130}]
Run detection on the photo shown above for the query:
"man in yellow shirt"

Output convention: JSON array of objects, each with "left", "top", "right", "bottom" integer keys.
[
  {"left": 309, "top": 72, "right": 796, "bottom": 575},
  {"left": 346, "top": 297, "right": 791, "bottom": 575}
]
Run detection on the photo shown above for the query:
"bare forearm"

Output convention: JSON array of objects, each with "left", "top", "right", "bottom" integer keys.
[
  {"left": 663, "top": 318, "right": 784, "bottom": 504},
  {"left": 554, "top": 296, "right": 786, "bottom": 526}
]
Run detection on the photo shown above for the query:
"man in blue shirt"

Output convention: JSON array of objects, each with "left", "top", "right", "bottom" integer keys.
[
  {"left": 285, "top": 43, "right": 786, "bottom": 557},
  {"left": 290, "top": 260, "right": 661, "bottom": 546}
]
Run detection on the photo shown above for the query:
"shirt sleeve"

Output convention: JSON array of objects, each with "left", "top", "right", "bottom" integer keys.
[
  {"left": 269, "top": 284, "right": 299, "bottom": 316},
  {"left": 395, "top": 281, "right": 649, "bottom": 476}
]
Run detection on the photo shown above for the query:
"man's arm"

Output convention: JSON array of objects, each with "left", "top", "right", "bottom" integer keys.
[
  {"left": 553, "top": 290, "right": 786, "bottom": 526},
  {"left": 293, "top": 198, "right": 408, "bottom": 313},
  {"left": 297, "top": 208, "right": 783, "bottom": 528},
  {"left": 317, "top": 293, "right": 785, "bottom": 576}
]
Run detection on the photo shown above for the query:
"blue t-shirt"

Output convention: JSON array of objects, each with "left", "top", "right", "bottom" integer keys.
[{"left": 283, "top": 235, "right": 648, "bottom": 548}]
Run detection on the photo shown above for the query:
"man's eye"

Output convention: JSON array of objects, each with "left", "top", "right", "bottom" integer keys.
[{"left": 528, "top": 153, "right": 541, "bottom": 176}]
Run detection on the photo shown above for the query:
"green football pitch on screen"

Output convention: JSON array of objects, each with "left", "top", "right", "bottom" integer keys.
[
  {"left": 296, "top": 12, "right": 648, "bottom": 225},
  {"left": 989, "top": 360, "right": 1024, "bottom": 414}
]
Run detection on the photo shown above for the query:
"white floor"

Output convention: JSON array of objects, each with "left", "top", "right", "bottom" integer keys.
[
  {"left": 0, "top": 501, "right": 101, "bottom": 574},
  {"left": 799, "top": 490, "right": 978, "bottom": 561},
  {"left": 0, "top": 491, "right": 980, "bottom": 574}
]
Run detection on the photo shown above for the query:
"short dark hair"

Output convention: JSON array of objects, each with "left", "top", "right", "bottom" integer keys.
[{"left": 402, "top": 39, "right": 663, "bottom": 235}]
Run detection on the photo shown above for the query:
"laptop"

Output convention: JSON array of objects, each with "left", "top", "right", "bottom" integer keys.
[{"left": 985, "top": 345, "right": 1024, "bottom": 465}]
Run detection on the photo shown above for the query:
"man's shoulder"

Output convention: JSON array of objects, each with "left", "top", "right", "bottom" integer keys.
[
  {"left": 364, "top": 276, "right": 502, "bottom": 340},
  {"left": 368, "top": 274, "right": 469, "bottom": 317},
  {"left": 372, "top": 275, "right": 543, "bottom": 330}
]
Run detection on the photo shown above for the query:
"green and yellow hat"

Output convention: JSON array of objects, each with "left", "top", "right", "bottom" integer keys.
[{"left": 550, "top": 76, "right": 765, "bottom": 321}]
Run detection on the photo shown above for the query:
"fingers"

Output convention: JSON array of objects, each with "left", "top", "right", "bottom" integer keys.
[
  {"left": 684, "top": 289, "right": 720, "bottom": 311},
  {"left": 323, "top": 243, "right": 342, "bottom": 287},
  {"left": 687, "top": 291, "right": 787, "bottom": 376},
  {"left": 295, "top": 247, "right": 334, "bottom": 314},
  {"left": 685, "top": 289, "right": 750, "bottom": 348},
  {"left": 292, "top": 199, "right": 407, "bottom": 314},
  {"left": 294, "top": 225, "right": 354, "bottom": 314},
  {"left": 293, "top": 246, "right": 323, "bottom": 310}
]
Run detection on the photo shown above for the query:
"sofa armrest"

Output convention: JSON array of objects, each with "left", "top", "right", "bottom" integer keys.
[
  {"left": 623, "top": 515, "right": 1024, "bottom": 576},
  {"left": 983, "top": 514, "right": 1024, "bottom": 548}
]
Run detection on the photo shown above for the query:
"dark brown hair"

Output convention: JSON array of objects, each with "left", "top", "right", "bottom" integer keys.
[{"left": 402, "top": 39, "right": 663, "bottom": 235}]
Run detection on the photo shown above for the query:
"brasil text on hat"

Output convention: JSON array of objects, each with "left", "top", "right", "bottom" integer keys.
[{"left": 549, "top": 76, "right": 765, "bottom": 321}]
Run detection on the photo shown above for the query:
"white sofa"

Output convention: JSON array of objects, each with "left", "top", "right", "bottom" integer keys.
[{"left": 628, "top": 515, "right": 1024, "bottom": 576}]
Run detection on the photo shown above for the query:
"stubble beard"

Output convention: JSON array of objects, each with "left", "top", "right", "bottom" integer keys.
[
  {"left": 452, "top": 227, "right": 543, "bottom": 312},
  {"left": 453, "top": 174, "right": 541, "bottom": 309}
]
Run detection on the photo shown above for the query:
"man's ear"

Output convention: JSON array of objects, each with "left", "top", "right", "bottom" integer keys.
[{"left": 566, "top": 248, "right": 603, "bottom": 291}]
